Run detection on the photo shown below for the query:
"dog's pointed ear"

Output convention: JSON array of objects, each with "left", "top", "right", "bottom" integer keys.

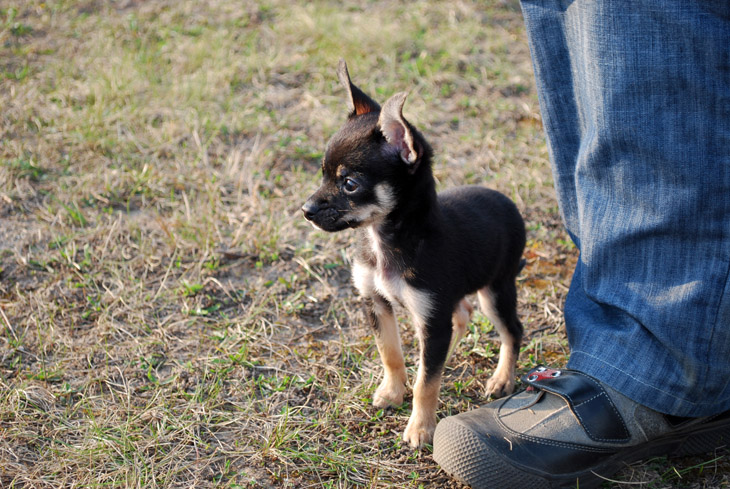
[
  {"left": 337, "top": 59, "right": 380, "bottom": 117},
  {"left": 379, "top": 91, "right": 420, "bottom": 172}
]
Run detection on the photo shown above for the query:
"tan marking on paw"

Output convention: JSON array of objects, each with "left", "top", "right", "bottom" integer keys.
[
  {"left": 403, "top": 370, "right": 441, "bottom": 448},
  {"left": 486, "top": 344, "right": 516, "bottom": 398},
  {"left": 403, "top": 411, "right": 437, "bottom": 448},
  {"left": 477, "top": 287, "right": 518, "bottom": 399},
  {"left": 373, "top": 375, "right": 406, "bottom": 408}
]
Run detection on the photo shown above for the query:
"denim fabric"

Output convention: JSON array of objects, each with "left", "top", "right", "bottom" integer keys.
[{"left": 520, "top": 1, "right": 730, "bottom": 416}]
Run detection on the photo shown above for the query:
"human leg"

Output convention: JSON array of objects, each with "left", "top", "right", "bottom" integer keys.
[{"left": 526, "top": 0, "right": 730, "bottom": 417}]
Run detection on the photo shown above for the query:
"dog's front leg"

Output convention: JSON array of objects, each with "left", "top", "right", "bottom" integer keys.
[
  {"left": 353, "top": 261, "right": 407, "bottom": 408},
  {"left": 403, "top": 314, "right": 451, "bottom": 448},
  {"left": 366, "top": 295, "right": 407, "bottom": 408}
]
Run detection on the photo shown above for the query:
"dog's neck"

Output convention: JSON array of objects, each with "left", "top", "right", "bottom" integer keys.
[{"left": 364, "top": 165, "right": 440, "bottom": 271}]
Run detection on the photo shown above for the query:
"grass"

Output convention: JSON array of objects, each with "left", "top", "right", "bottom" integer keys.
[{"left": 0, "top": 1, "right": 727, "bottom": 488}]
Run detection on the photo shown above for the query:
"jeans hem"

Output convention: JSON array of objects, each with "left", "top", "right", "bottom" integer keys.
[{"left": 568, "top": 350, "right": 730, "bottom": 417}]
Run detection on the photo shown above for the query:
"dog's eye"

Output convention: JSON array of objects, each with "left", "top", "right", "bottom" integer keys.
[{"left": 343, "top": 178, "right": 359, "bottom": 193}]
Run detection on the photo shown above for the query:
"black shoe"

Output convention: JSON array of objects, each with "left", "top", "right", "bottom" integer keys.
[{"left": 433, "top": 366, "right": 730, "bottom": 489}]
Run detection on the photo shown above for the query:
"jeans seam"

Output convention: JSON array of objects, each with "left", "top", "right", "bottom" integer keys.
[{"left": 704, "top": 250, "right": 730, "bottom": 383}]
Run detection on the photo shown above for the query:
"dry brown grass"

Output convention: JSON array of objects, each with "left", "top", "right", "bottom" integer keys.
[{"left": 1, "top": 1, "right": 727, "bottom": 488}]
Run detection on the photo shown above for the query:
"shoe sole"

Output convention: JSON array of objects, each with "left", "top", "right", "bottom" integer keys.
[{"left": 433, "top": 413, "right": 730, "bottom": 489}]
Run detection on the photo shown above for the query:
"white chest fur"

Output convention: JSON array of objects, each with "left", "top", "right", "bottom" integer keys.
[{"left": 351, "top": 228, "right": 434, "bottom": 328}]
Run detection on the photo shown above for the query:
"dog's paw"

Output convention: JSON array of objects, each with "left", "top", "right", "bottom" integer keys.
[
  {"left": 485, "top": 372, "right": 515, "bottom": 399},
  {"left": 373, "top": 379, "right": 406, "bottom": 408},
  {"left": 403, "top": 412, "right": 437, "bottom": 448}
]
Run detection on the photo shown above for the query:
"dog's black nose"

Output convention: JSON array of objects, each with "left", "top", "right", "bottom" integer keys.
[{"left": 301, "top": 201, "right": 319, "bottom": 220}]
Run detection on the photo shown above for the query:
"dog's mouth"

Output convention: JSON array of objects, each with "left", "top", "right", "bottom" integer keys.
[
  {"left": 304, "top": 208, "right": 358, "bottom": 232},
  {"left": 303, "top": 188, "right": 392, "bottom": 232}
]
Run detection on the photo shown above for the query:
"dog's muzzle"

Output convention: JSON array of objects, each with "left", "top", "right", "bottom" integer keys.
[
  {"left": 301, "top": 199, "right": 326, "bottom": 221},
  {"left": 301, "top": 198, "right": 353, "bottom": 232}
]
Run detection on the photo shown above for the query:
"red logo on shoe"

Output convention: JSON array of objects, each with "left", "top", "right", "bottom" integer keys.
[
  {"left": 525, "top": 367, "right": 562, "bottom": 390},
  {"left": 528, "top": 367, "right": 561, "bottom": 382}
]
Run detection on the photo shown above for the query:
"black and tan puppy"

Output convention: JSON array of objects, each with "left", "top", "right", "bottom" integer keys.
[{"left": 302, "top": 61, "right": 526, "bottom": 448}]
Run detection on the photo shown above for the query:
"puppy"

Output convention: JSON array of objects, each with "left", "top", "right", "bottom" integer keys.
[{"left": 302, "top": 60, "right": 526, "bottom": 448}]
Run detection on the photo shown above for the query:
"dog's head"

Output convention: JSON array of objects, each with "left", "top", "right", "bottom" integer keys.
[{"left": 302, "top": 60, "right": 430, "bottom": 232}]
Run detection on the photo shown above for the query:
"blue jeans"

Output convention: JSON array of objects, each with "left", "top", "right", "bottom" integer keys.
[{"left": 520, "top": 1, "right": 730, "bottom": 417}]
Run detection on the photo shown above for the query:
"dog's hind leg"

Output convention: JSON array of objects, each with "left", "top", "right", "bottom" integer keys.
[
  {"left": 447, "top": 298, "right": 472, "bottom": 363},
  {"left": 477, "top": 283, "right": 522, "bottom": 398}
]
